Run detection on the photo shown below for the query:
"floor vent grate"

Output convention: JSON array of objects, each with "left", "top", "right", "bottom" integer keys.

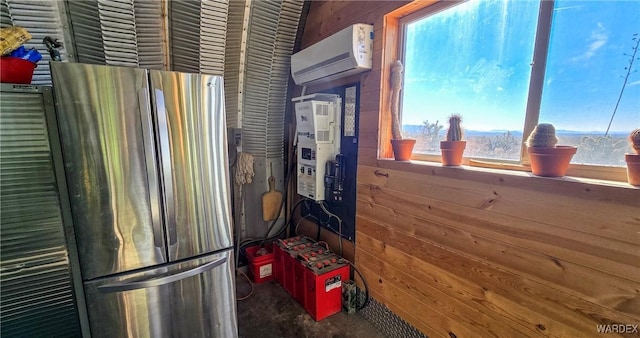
[{"left": 357, "top": 290, "right": 428, "bottom": 338}]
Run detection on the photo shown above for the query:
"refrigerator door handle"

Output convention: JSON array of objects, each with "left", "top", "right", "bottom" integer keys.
[
  {"left": 154, "top": 89, "right": 177, "bottom": 246},
  {"left": 97, "top": 256, "right": 227, "bottom": 293},
  {"left": 138, "top": 88, "right": 165, "bottom": 252}
]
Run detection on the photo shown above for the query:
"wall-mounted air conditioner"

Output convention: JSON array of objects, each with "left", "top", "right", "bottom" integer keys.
[{"left": 291, "top": 23, "right": 373, "bottom": 85}]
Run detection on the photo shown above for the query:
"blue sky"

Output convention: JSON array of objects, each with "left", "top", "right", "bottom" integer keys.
[{"left": 401, "top": 0, "right": 640, "bottom": 133}]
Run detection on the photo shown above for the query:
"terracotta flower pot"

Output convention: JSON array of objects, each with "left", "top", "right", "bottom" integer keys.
[
  {"left": 440, "top": 141, "right": 466, "bottom": 166},
  {"left": 391, "top": 139, "right": 416, "bottom": 161},
  {"left": 527, "top": 146, "right": 577, "bottom": 177},
  {"left": 625, "top": 153, "right": 640, "bottom": 186}
]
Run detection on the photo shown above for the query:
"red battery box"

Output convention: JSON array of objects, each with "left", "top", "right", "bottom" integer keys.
[
  {"left": 274, "top": 236, "right": 314, "bottom": 294},
  {"left": 301, "top": 254, "right": 350, "bottom": 321},
  {"left": 293, "top": 245, "right": 332, "bottom": 307}
]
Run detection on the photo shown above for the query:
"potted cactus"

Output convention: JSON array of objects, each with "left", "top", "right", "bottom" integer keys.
[
  {"left": 526, "top": 123, "right": 577, "bottom": 177},
  {"left": 625, "top": 129, "right": 640, "bottom": 186},
  {"left": 440, "top": 114, "right": 466, "bottom": 166},
  {"left": 389, "top": 60, "right": 415, "bottom": 161}
]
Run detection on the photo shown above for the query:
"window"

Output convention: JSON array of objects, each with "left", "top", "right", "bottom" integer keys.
[{"left": 399, "top": 0, "right": 640, "bottom": 167}]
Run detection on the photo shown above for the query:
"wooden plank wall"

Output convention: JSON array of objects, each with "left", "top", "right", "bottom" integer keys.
[{"left": 298, "top": 1, "right": 640, "bottom": 337}]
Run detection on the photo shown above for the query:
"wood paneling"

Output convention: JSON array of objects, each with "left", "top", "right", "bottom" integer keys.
[{"left": 299, "top": 1, "right": 640, "bottom": 337}]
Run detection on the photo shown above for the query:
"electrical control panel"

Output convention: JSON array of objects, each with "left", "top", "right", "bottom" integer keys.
[
  {"left": 294, "top": 94, "right": 342, "bottom": 201},
  {"left": 298, "top": 83, "right": 359, "bottom": 242}
]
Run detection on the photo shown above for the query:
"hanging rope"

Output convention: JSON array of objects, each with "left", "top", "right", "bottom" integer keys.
[{"left": 234, "top": 152, "right": 255, "bottom": 186}]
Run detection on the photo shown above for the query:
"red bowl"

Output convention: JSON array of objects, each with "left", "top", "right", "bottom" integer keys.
[{"left": 0, "top": 57, "right": 36, "bottom": 84}]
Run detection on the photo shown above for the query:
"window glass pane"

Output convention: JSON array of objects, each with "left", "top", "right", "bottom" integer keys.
[
  {"left": 540, "top": 0, "right": 640, "bottom": 166},
  {"left": 401, "top": 0, "right": 539, "bottom": 160}
]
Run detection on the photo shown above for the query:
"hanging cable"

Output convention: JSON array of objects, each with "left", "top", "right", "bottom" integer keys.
[
  {"left": 316, "top": 241, "right": 330, "bottom": 250},
  {"left": 234, "top": 184, "right": 244, "bottom": 269},
  {"left": 239, "top": 197, "right": 311, "bottom": 250},
  {"left": 294, "top": 214, "right": 318, "bottom": 236},
  {"left": 318, "top": 201, "right": 343, "bottom": 256}
]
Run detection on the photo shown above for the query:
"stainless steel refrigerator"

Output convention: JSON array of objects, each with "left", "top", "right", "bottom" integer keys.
[{"left": 50, "top": 62, "right": 237, "bottom": 338}]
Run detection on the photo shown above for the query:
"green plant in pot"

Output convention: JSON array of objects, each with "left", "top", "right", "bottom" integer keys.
[
  {"left": 625, "top": 128, "right": 640, "bottom": 186},
  {"left": 440, "top": 114, "right": 466, "bottom": 166},
  {"left": 526, "top": 123, "right": 577, "bottom": 177},
  {"left": 389, "top": 60, "right": 415, "bottom": 161}
]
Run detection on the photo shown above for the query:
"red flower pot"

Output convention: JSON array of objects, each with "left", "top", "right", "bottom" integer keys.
[
  {"left": 625, "top": 153, "right": 640, "bottom": 186},
  {"left": 440, "top": 141, "right": 466, "bottom": 166},
  {"left": 391, "top": 139, "right": 416, "bottom": 161},
  {"left": 527, "top": 146, "right": 577, "bottom": 177}
]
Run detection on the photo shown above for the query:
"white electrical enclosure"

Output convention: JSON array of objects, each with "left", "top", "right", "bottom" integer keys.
[
  {"left": 294, "top": 94, "right": 342, "bottom": 201},
  {"left": 290, "top": 23, "right": 373, "bottom": 85}
]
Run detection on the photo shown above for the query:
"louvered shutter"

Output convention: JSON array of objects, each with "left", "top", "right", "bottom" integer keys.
[
  {"left": 241, "top": 0, "right": 303, "bottom": 159},
  {"left": 66, "top": 0, "right": 167, "bottom": 68},
  {"left": 97, "top": 0, "right": 139, "bottom": 67},
  {"left": 0, "top": 87, "right": 82, "bottom": 338},
  {"left": 266, "top": 0, "right": 304, "bottom": 158},
  {"left": 170, "top": 0, "right": 228, "bottom": 74},
  {"left": 1, "top": 0, "right": 11, "bottom": 27},
  {"left": 241, "top": 0, "right": 282, "bottom": 158},
  {"left": 169, "top": 1, "right": 201, "bottom": 73},
  {"left": 134, "top": 0, "right": 164, "bottom": 69},
  {"left": 66, "top": 1, "right": 106, "bottom": 64}
]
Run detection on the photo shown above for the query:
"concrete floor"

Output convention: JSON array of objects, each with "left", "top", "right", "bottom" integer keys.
[{"left": 236, "top": 276, "right": 385, "bottom": 338}]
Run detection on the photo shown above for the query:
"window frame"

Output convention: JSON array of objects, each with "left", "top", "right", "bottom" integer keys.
[{"left": 384, "top": 0, "right": 628, "bottom": 182}]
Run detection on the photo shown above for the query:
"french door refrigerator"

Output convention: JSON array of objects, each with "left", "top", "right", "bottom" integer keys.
[{"left": 50, "top": 62, "right": 237, "bottom": 338}]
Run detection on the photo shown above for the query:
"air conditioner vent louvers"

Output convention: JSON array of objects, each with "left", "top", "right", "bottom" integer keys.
[
  {"left": 291, "top": 23, "right": 373, "bottom": 85},
  {"left": 293, "top": 52, "right": 351, "bottom": 77}
]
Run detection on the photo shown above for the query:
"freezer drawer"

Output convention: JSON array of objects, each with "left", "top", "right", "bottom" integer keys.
[{"left": 84, "top": 249, "right": 237, "bottom": 338}]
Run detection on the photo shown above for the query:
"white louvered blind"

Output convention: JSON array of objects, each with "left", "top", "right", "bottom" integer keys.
[
  {"left": 169, "top": 1, "right": 201, "bottom": 73},
  {"left": 66, "top": 0, "right": 166, "bottom": 68},
  {"left": 1, "top": 0, "right": 11, "bottom": 27},
  {"left": 66, "top": 1, "right": 106, "bottom": 64},
  {"left": 240, "top": 0, "right": 303, "bottom": 158},
  {"left": 97, "top": 0, "right": 139, "bottom": 67},
  {"left": 170, "top": 0, "right": 228, "bottom": 75},
  {"left": 0, "top": 88, "right": 82, "bottom": 338},
  {"left": 67, "top": 0, "right": 139, "bottom": 66},
  {"left": 199, "top": 0, "right": 228, "bottom": 74},
  {"left": 266, "top": 0, "right": 304, "bottom": 158},
  {"left": 241, "top": 0, "right": 282, "bottom": 158},
  {"left": 134, "top": 0, "right": 164, "bottom": 69}
]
